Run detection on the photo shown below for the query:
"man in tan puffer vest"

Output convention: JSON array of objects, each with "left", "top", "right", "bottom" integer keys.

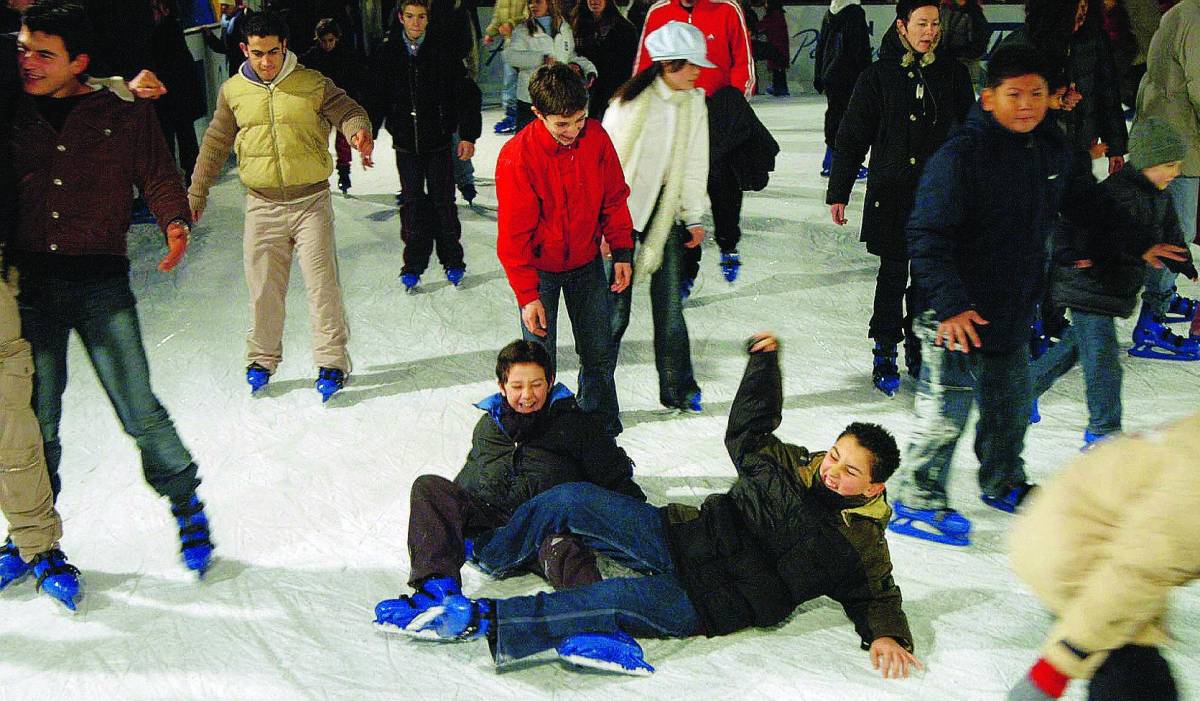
[
  {"left": 1006, "top": 412, "right": 1200, "bottom": 700},
  {"left": 189, "top": 10, "right": 373, "bottom": 401}
]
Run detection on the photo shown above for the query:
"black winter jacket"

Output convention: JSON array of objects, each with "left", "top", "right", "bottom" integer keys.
[
  {"left": 907, "top": 103, "right": 1077, "bottom": 354},
  {"left": 828, "top": 31, "right": 975, "bottom": 259},
  {"left": 1051, "top": 167, "right": 1197, "bottom": 317},
  {"left": 301, "top": 44, "right": 366, "bottom": 101},
  {"left": 453, "top": 385, "right": 645, "bottom": 519},
  {"left": 1002, "top": 22, "right": 1129, "bottom": 158},
  {"left": 813, "top": 3, "right": 872, "bottom": 94},
  {"left": 939, "top": 2, "right": 990, "bottom": 62},
  {"left": 368, "top": 27, "right": 483, "bottom": 154},
  {"left": 662, "top": 350, "right": 913, "bottom": 649},
  {"left": 708, "top": 86, "right": 780, "bottom": 191},
  {"left": 573, "top": 13, "right": 639, "bottom": 121}
]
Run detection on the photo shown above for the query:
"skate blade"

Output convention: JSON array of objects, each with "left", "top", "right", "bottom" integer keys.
[
  {"left": 559, "top": 653, "right": 654, "bottom": 676},
  {"left": 888, "top": 517, "right": 970, "bottom": 547},
  {"left": 373, "top": 621, "right": 444, "bottom": 640},
  {"left": 1127, "top": 344, "right": 1200, "bottom": 361}
]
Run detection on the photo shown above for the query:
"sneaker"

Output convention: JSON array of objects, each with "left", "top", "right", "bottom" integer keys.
[
  {"left": 872, "top": 342, "right": 901, "bottom": 397},
  {"left": 0, "top": 538, "right": 30, "bottom": 589},
  {"left": 493, "top": 115, "right": 516, "bottom": 134},
  {"left": 1128, "top": 313, "right": 1200, "bottom": 361},
  {"left": 172, "top": 494, "right": 214, "bottom": 577},
  {"left": 981, "top": 483, "right": 1037, "bottom": 514},
  {"left": 1164, "top": 290, "right": 1199, "bottom": 323},
  {"left": 400, "top": 272, "right": 420, "bottom": 294},
  {"left": 316, "top": 367, "right": 346, "bottom": 402},
  {"left": 374, "top": 576, "right": 462, "bottom": 635},
  {"left": 679, "top": 276, "right": 695, "bottom": 301},
  {"left": 719, "top": 251, "right": 740, "bottom": 283},
  {"left": 246, "top": 363, "right": 270, "bottom": 394},
  {"left": 557, "top": 631, "right": 655, "bottom": 676},
  {"left": 405, "top": 594, "right": 494, "bottom": 641},
  {"left": 30, "top": 549, "right": 81, "bottom": 610},
  {"left": 445, "top": 267, "right": 465, "bottom": 287}
]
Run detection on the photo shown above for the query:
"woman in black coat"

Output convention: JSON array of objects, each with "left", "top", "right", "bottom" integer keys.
[
  {"left": 150, "top": 0, "right": 206, "bottom": 185},
  {"left": 813, "top": 0, "right": 873, "bottom": 175},
  {"left": 571, "top": 0, "right": 639, "bottom": 121},
  {"left": 826, "top": 0, "right": 975, "bottom": 395}
]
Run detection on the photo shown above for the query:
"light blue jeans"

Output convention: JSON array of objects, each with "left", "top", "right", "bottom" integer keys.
[
  {"left": 1141, "top": 176, "right": 1199, "bottom": 317},
  {"left": 1030, "top": 309, "right": 1121, "bottom": 436}
]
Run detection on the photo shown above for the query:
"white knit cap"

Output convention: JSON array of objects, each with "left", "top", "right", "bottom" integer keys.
[{"left": 645, "top": 21, "right": 716, "bottom": 68}]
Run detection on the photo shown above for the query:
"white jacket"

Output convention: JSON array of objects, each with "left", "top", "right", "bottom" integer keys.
[
  {"left": 602, "top": 77, "right": 709, "bottom": 233},
  {"left": 503, "top": 21, "right": 598, "bottom": 104}
]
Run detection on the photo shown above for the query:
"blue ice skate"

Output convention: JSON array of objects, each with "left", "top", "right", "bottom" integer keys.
[
  {"left": 1081, "top": 429, "right": 1116, "bottom": 451},
  {"left": 719, "top": 251, "right": 740, "bottom": 283},
  {"left": 1163, "top": 290, "right": 1199, "bottom": 323},
  {"left": 31, "top": 549, "right": 80, "bottom": 611},
  {"left": 888, "top": 503, "right": 971, "bottom": 547},
  {"left": 1128, "top": 313, "right": 1200, "bottom": 361},
  {"left": 400, "top": 272, "right": 420, "bottom": 294},
  {"left": 1029, "top": 399, "right": 1040, "bottom": 424},
  {"left": 374, "top": 576, "right": 462, "bottom": 636},
  {"left": 172, "top": 495, "right": 214, "bottom": 577},
  {"left": 405, "top": 594, "right": 494, "bottom": 641},
  {"left": 981, "top": 483, "right": 1037, "bottom": 514},
  {"left": 316, "top": 367, "right": 346, "bottom": 403},
  {"left": 872, "top": 342, "right": 901, "bottom": 397},
  {"left": 246, "top": 363, "right": 270, "bottom": 394},
  {"left": 493, "top": 112, "right": 517, "bottom": 135},
  {"left": 557, "top": 631, "right": 655, "bottom": 676},
  {"left": 820, "top": 147, "right": 832, "bottom": 177},
  {"left": 445, "top": 267, "right": 465, "bottom": 287},
  {"left": 0, "top": 538, "right": 30, "bottom": 589},
  {"left": 686, "top": 391, "right": 703, "bottom": 413},
  {"left": 679, "top": 277, "right": 694, "bottom": 301}
]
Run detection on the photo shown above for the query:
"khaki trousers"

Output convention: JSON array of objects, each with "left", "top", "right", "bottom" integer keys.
[
  {"left": 0, "top": 275, "right": 62, "bottom": 560},
  {"left": 243, "top": 189, "right": 351, "bottom": 373}
]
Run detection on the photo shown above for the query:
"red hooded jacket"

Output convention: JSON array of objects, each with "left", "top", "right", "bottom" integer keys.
[
  {"left": 496, "top": 118, "right": 634, "bottom": 307},
  {"left": 634, "top": 0, "right": 756, "bottom": 98}
]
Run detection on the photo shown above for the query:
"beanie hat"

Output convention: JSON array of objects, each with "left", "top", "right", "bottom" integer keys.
[
  {"left": 896, "top": 0, "right": 939, "bottom": 20},
  {"left": 1127, "top": 117, "right": 1187, "bottom": 169},
  {"left": 645, "top": 21, "right": 717, "bottom": 68}
]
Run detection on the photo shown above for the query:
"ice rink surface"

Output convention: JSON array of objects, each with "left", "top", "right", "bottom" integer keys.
[{"left": 2, "top": 96, "right": 1198, "bottom": 700}]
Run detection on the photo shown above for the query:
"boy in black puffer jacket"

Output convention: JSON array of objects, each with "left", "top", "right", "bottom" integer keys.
[
  {"left": 373, "top": 340, "right": 644, "bottom": 629},
  {"left": 387, "top": 334, "right": 920, "bottom": 679},
  {"left": 1031, "top": 118, "right": 1198, "bottom": 446}
]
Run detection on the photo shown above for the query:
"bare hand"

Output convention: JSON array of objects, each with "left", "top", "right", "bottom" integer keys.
[
  {"left": 685, "top": 225, "right": 705, "bottom": 249},
  {"left": 1061, "top": 85, "right": 1082, "bottom": 111},
  {"left": 544, "top": 55, "right": 558, "bottom": 65},
  {"left": 522, "top": 299, "right": 548, "bottom": 337},
  {"left": 351, "top": 128, "right": 374, "bottom": 168},
  {"left": 499, "top": 22, "right": 513, "bottom": 37},
  {"left": 748, "top": 331, "right": 778, "bottom": 353},
  {"left": 830, "top": 203, "right": 847, "bottom": 226},
  {"left": 159, "top": 221, "right": 189, "bottom": 272},
  {"left": 483, "top": 34, "right": 495, "bottom": 45},
  {"left": 1143, "top": 243, "right": 1189, "bottom": 269},
  {"left": 935, "top": 310, "right": 989, "bottom": 353},
  {"left": 457, "top": 140, "right": 476, "bottom": 161},
  {"left": 1108, "top": 155, "right": 1125, "bottom": 175},
  {"left": 128, "top": 69, "right": 167, "bottom": 99},
  {"left": 610, "top": 262, "right": 631, "bottom": 293},
  {"left": 870, "top": 637, "right": 924, "bottom": 679},
  {"left": 1088, "top": 139, "right": 1108, "bottom": 160}
]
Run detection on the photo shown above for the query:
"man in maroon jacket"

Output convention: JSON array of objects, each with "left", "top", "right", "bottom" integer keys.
[
  {"left": 495, "top": 63, "right": 633, "bottom": 437},
  {"left": 636, "top": 0, "right": 755, "bottom": 288}
]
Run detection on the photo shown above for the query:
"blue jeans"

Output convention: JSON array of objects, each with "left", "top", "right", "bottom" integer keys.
[
  {"left": 895, "top": 311, "right": 1032, "bottom": 509},
  {"left": 501, "top": 56, "right": 517, "bottom": 114},
  {"left": 1141, "top": 176, "right": 1199, "bottom": 317},
  {"left": 1030, "top": 309, "right": 1121, "bottom": 436},
  {"left": 611, "top": 227, "right": 700, "bottom": 409},
  {"left": 471, "top": 482, "right": 701, "bottom": 665},
  {"left": 520, "top": 257, "right": 621, "bottom": 436},
  {"left": 18, "top": 275, "right": 199, "bottom": 502}
]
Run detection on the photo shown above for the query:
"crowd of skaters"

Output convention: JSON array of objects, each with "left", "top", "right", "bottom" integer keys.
[{"left": 1, "top": 0, "right": 1199, "bottom": 697}]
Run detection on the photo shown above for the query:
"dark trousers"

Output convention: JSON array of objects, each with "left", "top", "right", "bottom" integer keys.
[
  {"left": 334, "top": 132, "right": 351, "bottom": 169},
  {"left": 869, "top": 256, "right": 918, "bottom": 346},
  {"left": 516, "top": 100, "right": 535, "bottom": 132},
  {"left": 157, "top": 113, "right": 199, "bottom": 187},
  {"left": 1089, "top": 645, "right": 1178, "bottom": 701},
  {"left": 19, "top": 275, "right": 199, "bottom": 503},
  {"left": 683, "top": 160, "right": 743, "bottom": 281},
  {"left": 520, "top": 257, "right": 622, "bottom": 436},
  {"left": 824, "top": 85, "right": 854, "bottom": 148},
  {"left": 407, "top": 474, "right": 601, "bottom": 589},
  {"left": 396, "top": 148, "right": 464, "bottom": 275}
]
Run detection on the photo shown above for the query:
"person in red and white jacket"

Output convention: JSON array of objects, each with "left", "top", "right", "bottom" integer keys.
[
  {"left": 496, "top": 63, "right": 634, "bottom": 437},
  {"left": 634, "top": 0, "right": 754, "bottom": 289}
]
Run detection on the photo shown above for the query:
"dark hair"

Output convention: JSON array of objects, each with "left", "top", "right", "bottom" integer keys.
[
  {"left": 22, "top": 0, "right": 94, "bottom": 59},
  {"left": 570, "top": 0, "right": 622, "bottom": 40},
  {"left": 242, "top": 10, "right": 290, "bottom": 42},
  {"left": 398, "top": 0, "right": 430, "bottom": 14},
  {"left": 984, "top": 42, "right": 1051, "bottom": 88},
  {"left": 896, "top": 0, "right": 939, "bottom": 20},
  {"left": 838, "top": 422, "right": 901, "bottom": 484},
  {"left": 495, "top": 340, "right": 553, "bottom": 384},
  {"left": 612, "top": 60, "right": 689, "bottom": 103},
  {"left": 524, "top": 0, "right": 565, "bottom": 36},
  {"left": 528, "top": 63, "right": 589, "bottom": 115},
  {"left": 1022, "top": 0, "right": 1097, "bottom": 84},
  {"left": 314, "top": 17, "right": 341, "bottom": 39}
]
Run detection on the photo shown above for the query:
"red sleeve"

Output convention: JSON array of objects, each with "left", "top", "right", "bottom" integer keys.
[
  {"left": 633, "top": 5, "right": 665, "bottom": 76},
  {"left": 496, "top": 150, "right": 543, "bottom": 307},
  {"left": 596, "top": 128, "right": 634, "bottom": 252},
  {"left": 726, "top": 3, "right": 755, "bottom": 99}
]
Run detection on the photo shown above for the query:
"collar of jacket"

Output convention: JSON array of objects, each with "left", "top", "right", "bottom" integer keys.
[
  {"left": 800, "top": 452, "right": 893, "bottom": 526},
  {"left": 652, "top": 75, "right": 693, "bottom": 103},
  {"left": 238, "top": 49, "right": 299, "bottom": 87},
  {"left": 1117, "top": 163, "right": 1163, "bottom": 193},
  {"left": 966, "top": 100, "right": 1061, "bottom": 146},
  {"left": 829, "top": 0, "right": 861, "bottom": 14},
  {"left": 891, "top": 25, "right": 939, "bottom": 68},
  {"left": 532, "top": 117, "right": 585, "bottom": 154},
  {"left": 474, "top": 383, "right": 574, "bottom": 420}
]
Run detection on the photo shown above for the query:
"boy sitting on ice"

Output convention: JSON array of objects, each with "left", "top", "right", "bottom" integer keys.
[
  {"left": 372, "top": 340, "right": 645, "bottom": 626},
  {"left": 382, "top": 333, "right": 920, "bottom": 678}
]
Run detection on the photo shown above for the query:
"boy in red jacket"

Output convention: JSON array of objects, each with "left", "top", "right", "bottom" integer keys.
[{"left": 495, "top": 63, "right": 634, "bottom": 437}]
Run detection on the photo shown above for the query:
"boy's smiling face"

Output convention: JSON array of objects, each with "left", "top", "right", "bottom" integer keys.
[
  {"left": 533, "top": 108, "right": 587, "bottom": 146},
  {"left": 499, "top": 362, "right": 551, "bottom": 414},
  {"left": 818, "top": 434, "right": 884, "bottom": 499},
  {"left": 981, "top": 73, "right": 1050, "bottom": 134}
]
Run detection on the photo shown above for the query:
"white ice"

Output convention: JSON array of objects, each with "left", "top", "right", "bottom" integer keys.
[{"left": 3, "top": 97, "right": 1199, "bottom": 700}]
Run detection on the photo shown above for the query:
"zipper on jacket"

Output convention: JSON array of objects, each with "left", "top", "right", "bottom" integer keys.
[
  {"left": 409, "top": 53, "right": 421, "bottom": 153},
  {"left": 266, "top": 85, "right": 287, "bottom": 199}
]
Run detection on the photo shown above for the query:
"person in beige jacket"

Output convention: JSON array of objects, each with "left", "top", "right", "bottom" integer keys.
[
  {"left": 1006, "top": 412, "right": 1200, "bottom": 701},
  {"left": 189, "top": 11, "right": 373, "bottom": 401}
]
